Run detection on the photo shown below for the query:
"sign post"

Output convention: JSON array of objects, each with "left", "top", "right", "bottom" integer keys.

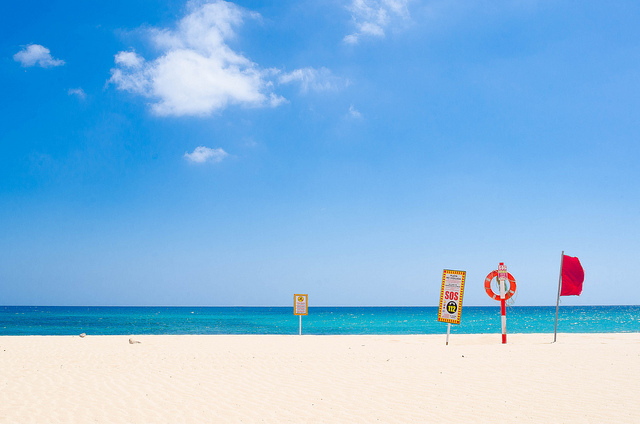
[
  {"left": 293, "top": 294, "right": 308, "bottom": 335},
  {"left": 437, "top": 270, "right": 466, "bottom": 345}
]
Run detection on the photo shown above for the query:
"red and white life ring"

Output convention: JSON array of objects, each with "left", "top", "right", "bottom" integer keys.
[{"left": 484, "top": 270, "right": 517, "bottom": 301}]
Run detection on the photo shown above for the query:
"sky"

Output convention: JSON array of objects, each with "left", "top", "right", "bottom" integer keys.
[{"left": 1, "top": 0, "right": 639, "bottom": 307}]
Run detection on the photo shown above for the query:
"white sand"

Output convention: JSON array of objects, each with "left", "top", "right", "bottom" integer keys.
[{"left": 0, "top": 333, "right": 639, "bottom": 423}]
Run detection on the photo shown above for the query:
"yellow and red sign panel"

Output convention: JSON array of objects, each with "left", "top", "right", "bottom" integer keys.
[
  {"left": 294, "top": 294, "right": 308, "bottom": 316},
  {"left": 437, "top": 270, "right": 466, "bottom": 324}
]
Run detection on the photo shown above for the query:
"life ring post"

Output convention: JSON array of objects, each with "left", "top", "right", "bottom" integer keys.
[
  {"left": 498, "top": 262, "right": 507, "bottom": 344},
  {"left": 485, "top": 263, "right": 516, "bottom": 344}
]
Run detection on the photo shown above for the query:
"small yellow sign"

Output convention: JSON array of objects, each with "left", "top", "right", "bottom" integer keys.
[{"left": 294, "top": 294, "right": 308, "bottom": 316}]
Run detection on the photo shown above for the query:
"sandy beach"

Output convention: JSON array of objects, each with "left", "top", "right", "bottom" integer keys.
[{"left": 0, "top": 333, "right": 638, "bottom": 423}]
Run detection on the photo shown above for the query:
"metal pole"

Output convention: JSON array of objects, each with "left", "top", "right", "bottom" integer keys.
[
  {"left": 299, "top": 315, "right": 302, "bottom": 336},
  {"left": 501, "top": 298, "right": 507, "bottom": 344},
  {"left": 446, "top": 323, "right": 451, "bottom": 345},
  {"left": 554, "top": 251, "right": 564, "bottom": 343}
]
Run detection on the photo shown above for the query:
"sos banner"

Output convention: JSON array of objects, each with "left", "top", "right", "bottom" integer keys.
[{"left": 437, "top": 269, "right": 466, "bottom": 324}]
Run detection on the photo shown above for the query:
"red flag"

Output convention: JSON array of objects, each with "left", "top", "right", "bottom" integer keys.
[{"left": 561, "top": 255, "right": 584, "bottom": 296}]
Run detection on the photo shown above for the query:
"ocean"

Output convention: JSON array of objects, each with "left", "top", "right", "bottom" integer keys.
[{"left": 1, "top": 305, "right": 638, "bottom": 336}]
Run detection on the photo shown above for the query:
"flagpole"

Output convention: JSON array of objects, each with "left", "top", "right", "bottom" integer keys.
[{"left": 553, "top": 250, "right": 564, "bottom": 343}]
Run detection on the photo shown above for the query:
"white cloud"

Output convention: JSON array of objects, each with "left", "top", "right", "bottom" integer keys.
[
  {"left": 109, "top": 0, "right": 283, "bottom": 117},
  {"left": 343, "top": 34, "right": 359, "bottom": 44},
  {"left": 13, "top": 44, "right": 65, "bottom": 68},
  {"left": 269, "top": 93, "right": 288, "bottom": 107},
  {"left": 348, "top": 104, "right": 362, "bottom": 118},
  {"left": 109, "top": 51, "right": 151, "bottom": 95},
  {"left": 114, "top": 51, "right": 145, "bottom": 68},
  {"left": 184, "top": 146, "right": 229, "bottom": 163},
  {"left": 344, "top": 0, "right": 411, "bottom": 45},
  {"left": 277, "top": 67, "right": 345, "bottom": 93},
  {"left": 68, "top": 88, "right": 86, "bottom": 100}
]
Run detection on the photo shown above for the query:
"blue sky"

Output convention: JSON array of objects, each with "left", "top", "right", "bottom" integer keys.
[{"left": 1, "top": 0, "right": 639, "bottom": 307}]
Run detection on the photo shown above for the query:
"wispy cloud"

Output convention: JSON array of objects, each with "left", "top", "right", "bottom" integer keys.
[
  {"left": 348, "top": 104, "right": 362, "bottom": 118},
  {"left": 184, "top": 146, "right": 229, "bottom": 163},
  {"left": 277, "top": 67, "right": 346, "bottom": 93},
  {"left": 114, "top": 51, "right": 145, "bottom": 68},
  {"left": 68, "top": 88, "right": 86, "bottom": 100},
  {"left": 109, "top": 0, "right": 286, "bottom": 117},
  {"left": 13, "top": 44, "right": 65, "bottom": 68},
  {"left": 344, "top": 0, "right": 411, "bottom": 45}
]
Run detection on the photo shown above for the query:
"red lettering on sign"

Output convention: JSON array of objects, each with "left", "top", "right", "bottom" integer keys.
[{"left": 444, "top": 291, "right": 460, "bottom": 301}]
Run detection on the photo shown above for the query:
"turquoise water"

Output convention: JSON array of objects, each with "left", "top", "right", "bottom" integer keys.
[{"left": 1, "top": 306, "right": 638, "bottom": 335}]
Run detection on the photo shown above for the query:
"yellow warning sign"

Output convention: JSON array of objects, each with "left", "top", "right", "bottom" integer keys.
[
  {"left": 437, "top": 270, "right": 466, "bottom": 324},
  {"left": 294, "top": 294, "right": 308, "bottom": 316}
]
